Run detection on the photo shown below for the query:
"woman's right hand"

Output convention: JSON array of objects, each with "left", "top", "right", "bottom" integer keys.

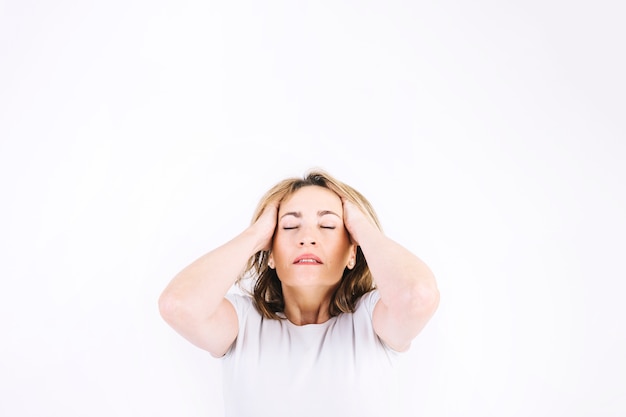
[
  {"left": 159, "top": 200, "right": 280, "bottom": 357},
  {"left": 251, "top": 202, "right": 279, "bottom": 252}
]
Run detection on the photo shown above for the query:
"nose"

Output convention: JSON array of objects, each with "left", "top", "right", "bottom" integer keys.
[
  {"left": 299, "top": 238, "right": 316, "bottom": 246},
  {"left": 298, "top": 226, "right": 317, "bottom": 246}
]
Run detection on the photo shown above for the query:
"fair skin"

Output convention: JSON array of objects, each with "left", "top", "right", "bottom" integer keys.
[
  {"left": 159, "top": 185, "right": 439, "bottom": 356},
  {"left": 269, "top": 186, "right": 357, "bottom": 326}
]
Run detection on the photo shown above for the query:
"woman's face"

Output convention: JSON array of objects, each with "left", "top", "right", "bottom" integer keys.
[{"left": 269, "top": 185, "right": 356, "bottom": 290}]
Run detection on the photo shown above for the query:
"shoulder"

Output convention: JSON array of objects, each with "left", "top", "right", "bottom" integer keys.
[
  {"left": 352, "top": 290, "right": 404, "bottom": 354},
  {"left": 355, "top": 289, "right": 381, "bottom": 317},
  {"left": 224, "top": 291, "right": 255, "bottom": 317},
  {"left": 329, "top": 289, "right": 380, "bottom": 327}
]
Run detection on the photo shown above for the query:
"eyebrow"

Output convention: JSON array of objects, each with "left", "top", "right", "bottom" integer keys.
[{"left": 279, "top": 210, "right": 341, "bottom": 220}]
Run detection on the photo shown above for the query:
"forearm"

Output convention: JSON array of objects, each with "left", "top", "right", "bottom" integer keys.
[
  {"left": 355, "top": 222, "right": 438, "bottom": 310},
  {"left": 159, "top": 226, "right": 265, "bottom": 320}
]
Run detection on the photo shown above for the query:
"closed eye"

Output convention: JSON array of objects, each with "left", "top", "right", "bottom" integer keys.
[
  {"left": 320, "top": 226, "right": 336, "bottom": 229},
  {"left": 282, "top": 226, "right": 299, "bottom": 230}
]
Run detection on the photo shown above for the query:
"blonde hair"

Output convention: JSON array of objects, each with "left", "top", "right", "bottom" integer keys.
[{"left": 238, "top": 169, "right": 383, "bottom": 319}]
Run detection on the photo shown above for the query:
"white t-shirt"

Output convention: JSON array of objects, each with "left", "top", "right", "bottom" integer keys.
[{"left": 222, "top": 290, "right": 401, "bottom": 417}]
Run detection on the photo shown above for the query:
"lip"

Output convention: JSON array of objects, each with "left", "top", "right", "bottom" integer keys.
[{"left": 293, "top": 253, "right": 323, "bottom": 265}]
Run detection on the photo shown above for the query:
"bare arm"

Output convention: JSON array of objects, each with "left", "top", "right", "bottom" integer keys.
[
  {"left": 343, "top": 200, "right": 439, "bottom": 352},
  {"left": 158, "top": 204, "right": 277, "bottom": 357}
]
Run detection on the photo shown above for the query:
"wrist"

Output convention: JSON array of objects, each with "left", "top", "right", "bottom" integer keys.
[
  {"left": 347, "top": 218, "right": 381, "bottom": 246},
  {"left": 244, "top": 223, "right": 273, "bottom": 253}
]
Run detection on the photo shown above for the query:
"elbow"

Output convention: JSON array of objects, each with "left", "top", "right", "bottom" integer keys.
[
  {"left": 158, "top": 289, "right": 184, "bottom": 324},
  {"left": 407, "top": 281, "right": 440, "bottom": 317},
  {"left": 421, "top": 285, "right": 440, "bottom": 313}
]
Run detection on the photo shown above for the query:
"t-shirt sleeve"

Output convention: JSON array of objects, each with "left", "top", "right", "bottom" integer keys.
[
  {"left": 358, "top": 289, "right": 382, "bottom": 319},
  {"left": 358, "top": 289, "right": 405, "bottom": 354},
  {"left": 225, "top": 292, "right": 252, "bottom": 318},
  {"left": 222, "top": 292, "right": 254, "bottom": 358},
  {"left": 224, "top": 291, "right": 255, "bottom": 331}
]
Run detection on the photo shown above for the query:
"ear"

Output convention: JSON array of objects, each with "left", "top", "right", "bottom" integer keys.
[
  {"left": 268, "top": 253, "right": 275, "bottom": 269},
  {"left": 347, "top": 244, "right": 357, "bottom": 269}
]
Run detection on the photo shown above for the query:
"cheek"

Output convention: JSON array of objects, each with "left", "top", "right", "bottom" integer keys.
[
  {"left": 270, "top": 238, "right": 289, "bottom": 263},
  {"left": 330, "top": 240, "right": 352, "bottom": 263},
  {"left": 338, "top": 230, "right": 352, "bottom": 247}
]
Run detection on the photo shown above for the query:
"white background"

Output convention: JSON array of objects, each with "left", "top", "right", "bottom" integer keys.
[{"left": 1, "top": 1, "right": 625, "bottom": 416}]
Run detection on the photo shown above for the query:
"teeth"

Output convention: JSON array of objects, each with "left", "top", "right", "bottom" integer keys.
[{"left": 298, "top": 259, "right": 318, "bottom": 263}]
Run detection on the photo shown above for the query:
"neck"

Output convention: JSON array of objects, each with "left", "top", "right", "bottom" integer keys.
[{"left": 281, "top": 285, "right": 336, "bottom": 325}]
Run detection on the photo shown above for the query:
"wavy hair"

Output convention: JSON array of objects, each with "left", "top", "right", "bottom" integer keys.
[{"left": 237, "top": 170, "right": 383, "bottom": 320}]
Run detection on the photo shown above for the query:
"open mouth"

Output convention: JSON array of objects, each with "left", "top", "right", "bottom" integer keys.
[
  {"left": 294, "top": 259, "right": 322, "bottom": 264},
  {"left": 293, "top": 254, "right": 323, "bottom": 264}
]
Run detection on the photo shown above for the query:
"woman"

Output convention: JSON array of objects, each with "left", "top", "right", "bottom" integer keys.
[{"left": 159, "top": 170, "right": 440, "bottom": 416}]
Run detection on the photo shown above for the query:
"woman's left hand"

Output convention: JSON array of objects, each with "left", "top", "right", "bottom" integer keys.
[{"left": 342, "top": 198, "right": 377, "bottom": 246}]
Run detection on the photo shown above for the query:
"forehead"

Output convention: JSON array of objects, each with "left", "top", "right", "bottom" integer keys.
[{"left": 279, "top": 185, "right": 342, "bottom": 214}]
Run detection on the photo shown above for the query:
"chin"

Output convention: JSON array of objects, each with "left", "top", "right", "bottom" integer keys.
[{"left": 279, "top": 273, "right": 341, "bottom": 289}]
